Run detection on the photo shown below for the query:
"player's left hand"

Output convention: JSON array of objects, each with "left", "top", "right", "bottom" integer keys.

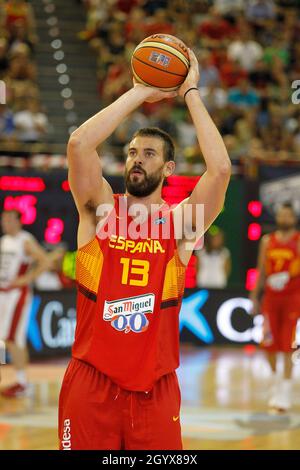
[{"left": 178, "top": 49, "right": 200, "bottom": 98}]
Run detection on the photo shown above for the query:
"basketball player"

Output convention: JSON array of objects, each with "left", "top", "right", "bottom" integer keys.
[
  {"left": 0, "top": 209, "right": 49, "bottom": 397},
  {"left": 59, "top": 49, "right": 231, "bottom": 449},
  {"left": 250, "top": 203, "right": 300, "bottom": 412}
]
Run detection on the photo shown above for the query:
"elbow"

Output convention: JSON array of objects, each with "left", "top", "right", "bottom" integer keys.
[
  {"left": 67, "top": 133, "right": 83, "bottom": 155},
  {"left": 209, "top": 159, "right": 231, "bottom": 182},
  {"left": 219, "top": 159, "right": 231, "bottom": 178}
]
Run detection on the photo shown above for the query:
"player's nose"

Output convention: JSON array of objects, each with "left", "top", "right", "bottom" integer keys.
[{"left": 133, "top": 154, "right": 143, "bottom": 165}]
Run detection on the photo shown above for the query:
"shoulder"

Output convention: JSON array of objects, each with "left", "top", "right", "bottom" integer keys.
[
  {"left": 20, "top": 230, "right": 36, "bottom": 249},
  {"left": 20, "top": 230, "right": 35, "bottom": 241},
  {"left": 260, "top": 233, "right": 271, "bottom": 250},
  {"left": 262, "top": 233, "right": 270, "bottom": 243},
  {"left": 222, "top": 247, "right": 231, "bottom": 258}
]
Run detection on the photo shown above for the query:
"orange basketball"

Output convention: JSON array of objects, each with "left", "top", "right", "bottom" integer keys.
[{"left": 131, "top": 34, "right": 190, "bottom": 91}]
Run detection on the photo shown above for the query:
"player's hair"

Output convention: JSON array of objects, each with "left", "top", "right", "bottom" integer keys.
[
  {"left": 205, "top": 227, "right": 225, "bottom": 253},
  {"left": 131, "top": 127, "right": 175, "bottom": 162}
]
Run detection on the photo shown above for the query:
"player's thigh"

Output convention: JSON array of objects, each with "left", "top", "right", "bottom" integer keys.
[
  {"left": 261, "top": 294, "right": 282, "bottom": 338},
  {"left": 126, "top": 372, "right": 182, "bottom": 450},
  {"left": 14, "top": 291, "right": 32, "bottom": 348},
  {"left": 279, "top": 295, "right": 300, "bottom": 351},
  {"left": 0, "top": 290, "right": 21, "bottom": 341},
  {"left": 59, "top": 359, "right": 122, "bottom": 450}
]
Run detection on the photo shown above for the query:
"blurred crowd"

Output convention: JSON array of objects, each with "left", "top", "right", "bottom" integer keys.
[
  {"left": 79, "top": 0, "right": 300, "bottom": 170},
  {"left": 0, "top": 0, "right": 48, "bottom": 148}
]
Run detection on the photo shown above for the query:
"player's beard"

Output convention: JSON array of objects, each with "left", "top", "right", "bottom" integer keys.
[{"left": 125, "top": 164, "right": 164, "bottom": 197}]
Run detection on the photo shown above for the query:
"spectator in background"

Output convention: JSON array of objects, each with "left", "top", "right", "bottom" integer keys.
[
  {"left": 198, "top": 6, "right": 237, "bottom": 47},
  {"left": 198, "top": 50, "right": 220, "bottom": 88},
  {"left": 14, "top": 98, "right": 48, "bottom": 143},
  {"left": 0, "top": 38, "right": 9, "bottom": 77},
  {"left": 6, "top": 43, "right": 36, "bottom": 81},
  {"left": 101, "top": 55, "right": 132, "bottom": 105},
  {"left": 144, "top": 8, "right": 174, "bottom": 36},
  {"left": 219, "top": 56, "right": 248, "bottom": 88},
  {"left": 0, "top": 0, "right": 37, "bottom": 44},
  {"left": 196, "top": 228, "right": 231, "bottom": 289},
  {"left": 263, "top": 33, "right": 290, "bottom": 70},
  {"left": 8, "top": 21, "right": 36, "bottom": 53},
  {"left": 246, "top": 0, "right": 276, "bottom": 24},
  {"left": 142, "top": 0, "right": 169, "bottom": 15},
  {"left": 125, "top": 7, "right": 146, "bottom": 42},
  {"left": 201, "top": 83, "right": 228, "bottom": 113},
  {"left": 249, "top": 58, "right": 273, "bottom": 90},
  {"left": 0, "top": 103, "right": 15, "bottom": 140},
  {"left": 214, "top": 0, "right": 244, "bottom": 15},
  {"left": 228, "top": 27, "right": 263, "bottom": 71},
  {"left": 228, "top": 79, "right": 260, "bottom": 110},
  {"left": 150, "top": 104, "right": 178, "bottom": 138},
  {"left": 176, "top": 111, "right": 198, "bottom": 150}
]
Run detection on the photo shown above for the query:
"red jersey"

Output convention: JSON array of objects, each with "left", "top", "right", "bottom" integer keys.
[
  {"left": 72, "top": 194, "right": 186, "bottom": 391},
  {"left": 264, "top": 231, "right": 300, "bottom": 294}
]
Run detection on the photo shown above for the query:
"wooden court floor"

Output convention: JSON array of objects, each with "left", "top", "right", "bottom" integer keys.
[{"left": 0, "top": 346, "right": 300, "bottom": 450}]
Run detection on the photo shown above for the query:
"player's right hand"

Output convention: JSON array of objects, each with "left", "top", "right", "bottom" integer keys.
[{"left": 132, "top": 79, "right": 178, "bottom": 103}]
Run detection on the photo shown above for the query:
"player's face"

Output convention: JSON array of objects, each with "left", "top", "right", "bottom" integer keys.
[
  {"left": 210, "top": 232, "right": 224, "bottom": 249},
  {"left": 1, "top": 212, "right": 21, "bottom": 235},
  {"left": 276, "top": 207, "right": 297, "bottom": 231},
  {"left": 125, "top": 136, "right": 166, "bottom": 197}
]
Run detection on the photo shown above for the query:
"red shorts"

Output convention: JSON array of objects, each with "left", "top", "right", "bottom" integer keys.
[
  {"left": 58, "top": 358, "right": 182, "bottom": 450},
  {"left": 261, "top": 290, "right": 300, "bottom": 352}
]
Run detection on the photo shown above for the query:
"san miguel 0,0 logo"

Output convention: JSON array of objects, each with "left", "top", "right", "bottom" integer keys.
[{"left": 103, "top": 293, "right": 155, "bottom": 334}]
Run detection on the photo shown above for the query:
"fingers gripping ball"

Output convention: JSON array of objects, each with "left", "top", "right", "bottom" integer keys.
[{"left": 131, "top": 34, "right": 190, "bottom": 91}]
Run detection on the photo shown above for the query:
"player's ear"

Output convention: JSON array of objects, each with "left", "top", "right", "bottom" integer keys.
[{"left": 164, "top": 160, "right": 175, "bottom": 178}]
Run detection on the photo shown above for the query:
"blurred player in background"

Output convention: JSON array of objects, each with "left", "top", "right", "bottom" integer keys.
[
  {"left": 0, "top": 209, "right": 49, "bottom": 397},
  {"left": 196, "top": 227, "right": 231, "bottom": 288},
  {"left": 250, "top": 203, "right": 300, "bottom": 412}
]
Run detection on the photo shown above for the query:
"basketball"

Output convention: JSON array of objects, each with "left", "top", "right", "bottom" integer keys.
[{"left": 131, "top": 34, "right": 190, "bottom": 91}]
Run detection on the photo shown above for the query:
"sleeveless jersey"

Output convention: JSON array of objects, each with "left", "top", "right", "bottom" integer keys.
[
  {"left": 0, "top": 230, "right": 33, "bottom": 289},
  {"left": 264, "top": 231, "right": 300, "bottom": 294},
  {"left": 72, "top": 194, "right": 187, "bottom": 391}
]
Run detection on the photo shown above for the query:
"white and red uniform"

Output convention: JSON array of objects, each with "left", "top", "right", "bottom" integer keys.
[{"left": 0, "top": 230, "right": 34, "bottom": 347}]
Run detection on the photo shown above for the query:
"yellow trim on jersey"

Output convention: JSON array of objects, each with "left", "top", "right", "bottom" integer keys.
[
  {"left": 76, "top": 238, "right": 103, "bottom": 293},
  {"left": 162, "top": 250, "right": 186, "bottom": 301}
]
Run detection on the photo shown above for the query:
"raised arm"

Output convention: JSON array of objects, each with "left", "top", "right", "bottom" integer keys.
[
  {"left": 67, "top": 86, "right": 177, "bottom": 211},
  {"left": 174, "top": 50, "right": 231, "bottom": 264},
  {"left": 67, "top": 83, "right": 177, "bottom": 247}
]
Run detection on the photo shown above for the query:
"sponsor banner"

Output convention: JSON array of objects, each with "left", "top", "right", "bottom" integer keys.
[
  {"left": 260, "top": 174, "right": 300, "bottom": 217},
  {"left": 26, "top": 288, "right": 300, "bottom": 357}
]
